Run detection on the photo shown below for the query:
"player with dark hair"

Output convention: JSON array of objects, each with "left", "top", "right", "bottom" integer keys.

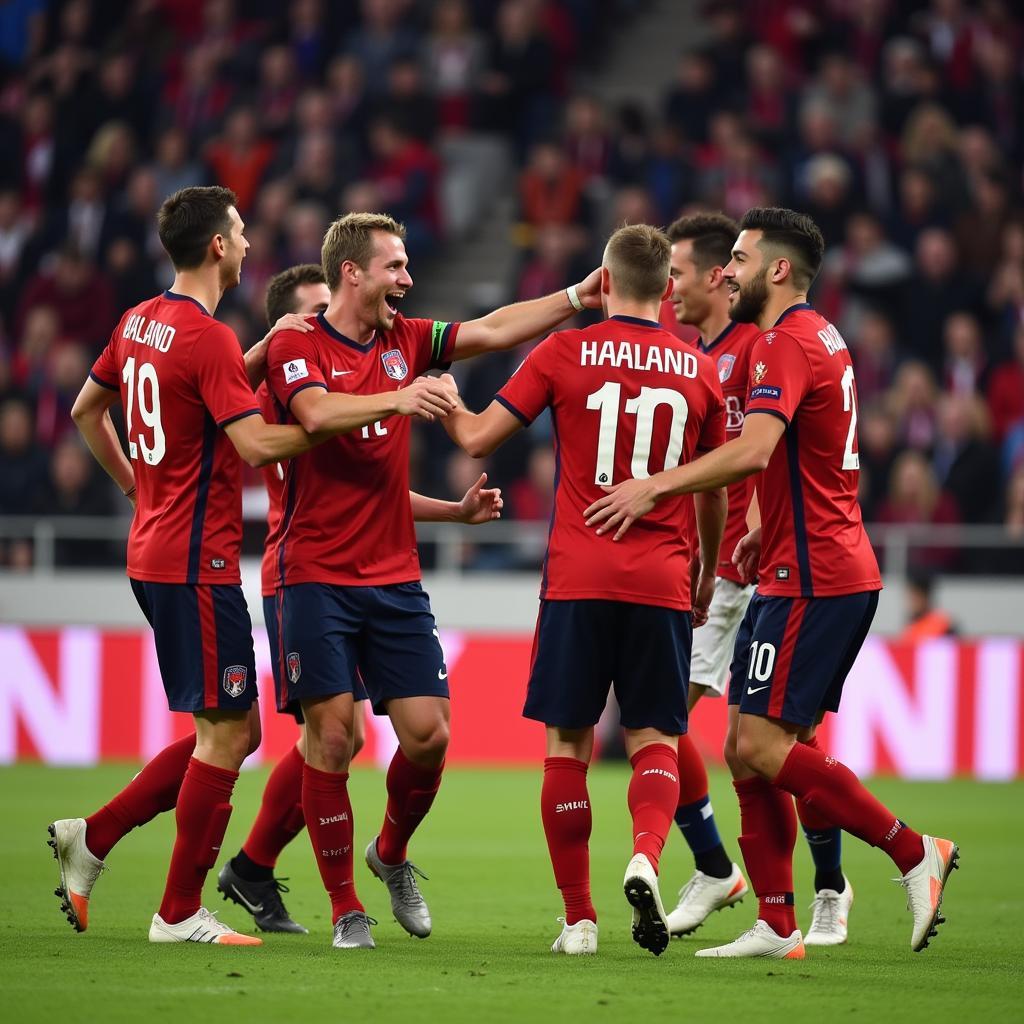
[
  {"left": 663, "top": 212, "right": 856, "bottom": 945},
  {"left": 267, "top": 212, "right": 601, "bottom": 949},
  {"left": 438, "top": 223, "right": 728, "bottom": 957},
  {"left": 50, "top": 188, "right": 456, "bottom": 945},
  {"left": 217, "top": 264, "right": 504, "bottom": 933},
  {"left": 586, "top": 207, "right": 958, "bottom": 959}
]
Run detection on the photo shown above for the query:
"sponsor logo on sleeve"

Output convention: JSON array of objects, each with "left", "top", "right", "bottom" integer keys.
[
  {"left": 284, "top": 358, "right": 309, "bottom": 384},
  {"left": 222, "top": 665, "right": 248, "bottom": 697},
  {"left": 750, "top": 385, "right": 782, "bottom": 399},
  {"left": 381, "top": 348, "right": 409, "bottom": 381}
]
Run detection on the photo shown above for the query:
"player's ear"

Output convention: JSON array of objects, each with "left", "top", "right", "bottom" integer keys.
[
  {"left": 211, "top": 232, "right": 226, "bottom": 261},
  {"left": 771, "top": 256, "right": 791, "bottom": 285},
  {"left": 660, "top": 276, "right": 673, "bottom": 302},
  {"left": 600, "top": 266, "right": 612, "bottom": 295},
  {"left": 707, "top": 265, "right": 725, "bottom": 290}
]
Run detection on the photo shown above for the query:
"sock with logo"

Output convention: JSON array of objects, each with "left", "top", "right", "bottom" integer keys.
[
  {"left": 158, "top": 757, "right": 237, "bottom": 924},
  {"left": 794, "top": 735, "right": 844, "bottom": 892},
  {"left": 376, "top": 748, "right": 445, "bottom": 866},
  {"left": 773, "top": 742, "right": 925, "bottom": 875},
  {"left": 302, "top": 764, "right": 362, "bottom": 922},
  {"left": 627, "top": 744, "right": 680, "bottom": 873},
  {"left": 674, "top": 733, "right": 731, "bottom": 878},
  {"left": 236, "top": 743, "right": 305, "bottom": 878},
  {"left": 734, "top": 775, "right": 797, "bottom": 936},
  {"left": 85, "top": 735, "right": 195, "bottom": 861},
  {"left": 541, "top": 757, "right": 596, "bottom": 925}
]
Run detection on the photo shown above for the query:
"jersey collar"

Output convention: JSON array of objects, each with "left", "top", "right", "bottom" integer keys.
[
  {"left": 772, "top": 302, "right": 813, "bottom": 327},
  {"left": 317, "top": 311, "right": 377, "bottom": 353},
  {"left": 162, "top": 290, "right": 210, "bottom": 316},
  {"left": 699, "top": 319, "right": 738, "bottom": 354},
  {"left": 609, "top": 314, "right": 662, "bottom": 328}
]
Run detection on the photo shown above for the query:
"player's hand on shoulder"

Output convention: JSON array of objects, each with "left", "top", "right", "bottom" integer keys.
[
  {"left": 574, "top": 267, "right": 603, "bottom": 309},
  {"left": 394, "top": 375, "right": 458, "bottom": 421},
  {"left": 584, "top": 477, "right": 659, "bottom": 540},
  {"left": 732, "top": 527, "right": 761, "bottom": 585},
  {"left": 265, "top": 312, "right": 315, "bottom": 341},
  {"left": 458, "top": 471, "right": 503, "bottom": 524}
]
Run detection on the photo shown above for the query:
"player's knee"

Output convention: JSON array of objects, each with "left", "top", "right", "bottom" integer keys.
[
  {"left": 735, "top": 729, "right": 773, "bottom": 777},
  {"left": 245, "top": 713, "right": 262, "bottom": 756},
  {"left": 313, "top": 723, "right": 354, "bottom": 771},
  {"left": 723, "top": 730, "right": 746, "bottom": 777},
  {"left": 402, "top": 719, "right": 449, "bottom": 767}
]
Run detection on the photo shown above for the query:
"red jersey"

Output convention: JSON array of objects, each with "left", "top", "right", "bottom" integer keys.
[
  {"left": 743, "top": 303, "right": 881, "bottom": 597},
  {"left": 256, "top": 381, "right": 285, "bottom": 596},
  {"left": 267, "top": 312, "right": 458, "bottom": 586},
  {"left": 498, "top": 314, "right": 726, "bottom": 611},
  {"left": 90, "top": 290, "right": 260, "bottom": 584},
  {"left": 698, "top": 321, "right": 759, "bottom": 583}
]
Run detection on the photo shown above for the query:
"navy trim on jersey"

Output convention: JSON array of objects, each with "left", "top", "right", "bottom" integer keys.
[
  {"left": 786, "top": 421, "right": 813, "bottom": 597},
  {"left": 89, "top": 371, "right": 119, "bottom": 391},
  {"left": 218, "top": 408, "right": 260, "bottom": 428},
  {"left": 317, "top": 312, "right": 376, "bottom": 353},
  {"left": 495, "top": 394, "right": 532, "bottom": 426},
  {"left": 186, "top": 413, "right": 218, "bottom": 584},
  {"left": 285, "top": 380, "right": 328, "bottom": 409},
  {"left": 163, "top": 290, "right": 211, "bottom": 317},
  {"left": 746, "top": 407, "right": 790, "bottom": 427},
  {"left": 276, "top": 459, "right": 301, "bottom": 588},
  {"left": 540, "top": 408, "right": 562, "bottom": 596},
  {"left": 609, "top": 314, "right": 662, "bottom": 328},
  {"left": 772, "top": 302, "right": 812, "bottom": 327},
  {"left": 699, "top": 320, "right": 738, "bottom": 354}
]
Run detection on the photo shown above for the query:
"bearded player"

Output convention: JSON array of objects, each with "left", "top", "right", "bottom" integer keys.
[{"left": 587, "top": 207, "right": 958, "bottom": 958}]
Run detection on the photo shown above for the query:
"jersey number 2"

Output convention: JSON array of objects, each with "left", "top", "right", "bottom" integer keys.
[
  {"left": 840, "top": 364, "right": 859, "bottom": 471},
  {"left": 122, "top": 356, "right": 166, "bottom": 465},
  {"left": 586, "top": 382, "right": 688, "bottom": 485}
]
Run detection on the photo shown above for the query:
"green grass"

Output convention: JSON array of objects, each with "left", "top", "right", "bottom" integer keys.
[{"left": 1, "top": 765, "right": 1020, "bottom": 1023}]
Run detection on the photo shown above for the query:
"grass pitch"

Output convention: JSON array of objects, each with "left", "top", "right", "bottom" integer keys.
[{"left": 2, "top": 764, "right": 1020, "bottom": 1023}]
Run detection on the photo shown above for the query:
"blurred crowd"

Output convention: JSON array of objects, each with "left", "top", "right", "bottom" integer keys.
[{"left": 0, "top": 0, "right": 1021, "bottom": 574}]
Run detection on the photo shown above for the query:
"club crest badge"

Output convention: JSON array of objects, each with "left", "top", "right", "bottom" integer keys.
[
  {"left": 753, "top": 360, "right": 767, "bottom": 385},
  {"left": 287, "top": 652, "right": 301, "bottom": 684},
  {"left": 717, "top": 353, "right": 736, "bottom": 383},
  {"left": 222, "top": 665, "right": 248, "bottom": 698},
  {"left": 381, "top": 349, "right": 409, "bottom": 381}
]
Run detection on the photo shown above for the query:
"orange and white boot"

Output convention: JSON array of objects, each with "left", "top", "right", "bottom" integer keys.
[
  {"left": 149, "top": 907, "right": 262, "bottom": 945},
  {"left": 695, "top": 920, "right": 805, "bottom": 959},
  {"left": 48, "top": 818, "right": 104, "bottom": 932},
  {"left": 899, "top": 835, "right": 959, "bottom": 952}
]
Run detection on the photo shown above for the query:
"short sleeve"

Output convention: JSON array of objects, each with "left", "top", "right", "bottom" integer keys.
[
  {"left": 90, "top": 317, "right": 126, "bottom": 391},
  {"left": 267, "top": 329, "right": 328, "bottom": 411},
  {"left": 401, "top": 317, "right": 461, "bottom": 375},
  {"left": 495, "top": 335, "right": 556, "bottom": 426},
  {"left": 191, "top": 322, "right": 261, "bottom": 427},
  {"left": 696, "top": 378, "right": 726, "bottom": 453},
  {"left": 744, "top": 330, "right": 814, "bottom": 426}
]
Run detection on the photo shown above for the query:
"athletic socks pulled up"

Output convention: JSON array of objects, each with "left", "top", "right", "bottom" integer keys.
[
  {"left": 541, "top": 757, "right": 596, "bottom": 925},
  {"left": 795, "top": 734, "right": 844, "bottom": 892},
  {"left": 674, "top": 732, "right": 731, "bottom": 878},
  {"left": 376, "top": 748, "right": 444, "bottom": 866},
  {"left": 302, "top": 763, "right": 362, "bottom": 923},
  {"left": 85, "top": 735, "right": 195, "bottom": 861},
  {"left": 237, "top": 743, "right": 305, "bottom": 877},
  {"left": 627, "top": 743, "right": 680, "bottom": 873},
  {"left": 158, "top": 757, "right": 237, "bottom": 925}
]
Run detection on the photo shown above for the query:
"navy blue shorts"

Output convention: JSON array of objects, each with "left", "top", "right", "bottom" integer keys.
[
  {"left": 278, "top": 582, "right": 447, "bottom": 715},
  {"left": 131, "top": 579, "right": 257, "bottom": 713},
  {"left": 728, "top": 590, "right": 879, "bottom": 726},
  {"left": 264, "top": 592, "right": 368, "bottom": 722},
  {"left": 525, "top": 599, "right": 692, "bottom": 734}
]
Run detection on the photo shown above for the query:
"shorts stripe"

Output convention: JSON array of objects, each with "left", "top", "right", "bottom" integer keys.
[
  {"left": 768, "top": 598, "right": 806, "bottom": 718},
  {"left": 197, "top": 585, "right": 219, "bottom": 708},
  {"left": 186, "top": 415, "right": 217, "bottom": 584},
  {"left": 276, "top": 589, "right": 287, "bottom": 707}
]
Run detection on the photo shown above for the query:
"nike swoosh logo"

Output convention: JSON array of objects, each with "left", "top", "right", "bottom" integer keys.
[
  {"left": 230, "top": 884, "right": 263, "bottom": 914},
  {"left": 438, "top": 669, "right": 447, "bottom": 680},
  {"left": 746, "top": 685, "right": 770, "bottom": 695},
  {"left": 332, "top": 369, "right": 354, "bottom": 377}
]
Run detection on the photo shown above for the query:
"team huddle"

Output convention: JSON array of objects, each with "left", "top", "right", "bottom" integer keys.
[{"left": 47, "top": 186, "right": 958, "bottom": 959}]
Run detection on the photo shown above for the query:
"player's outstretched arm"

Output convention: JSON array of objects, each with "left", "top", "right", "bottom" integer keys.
[
  {"left": 584, "top": 414, "right": 785, "bottom": 540},
  {"left": 223, "top": 414, "right": 320, "bottom": 468},
  {"left": 243, "top": 314, "right": 315, "bottom": 389},
  {"left": 410, "top": 473, "right": 504, "bottom": 524},
  {"left": 71, "top": 378, "right": 137, "bottom": 503},
  {"left": 450, "top": 268, "right": 602, "bottom": 360},
  {"left": 438, "top": 375, "right": 524, "bottom": 457}
]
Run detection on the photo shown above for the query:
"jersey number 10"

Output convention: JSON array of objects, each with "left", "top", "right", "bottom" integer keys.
[
  {"left": 122, "top": 356, "right": 166, "bottom": 466},
  {"left": 586, "top": 382, "right": 689, "bottom": 485}
]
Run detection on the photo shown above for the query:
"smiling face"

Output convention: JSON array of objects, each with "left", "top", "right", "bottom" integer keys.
[
  {"left": 723, "top": 228, "right": 771, "bottom": 324},
  {"left": 354, "top": 230, "right": 413, "bottom": 332},
  {"left": 669, "top": 238, "right": 713, "bottom": 326}
]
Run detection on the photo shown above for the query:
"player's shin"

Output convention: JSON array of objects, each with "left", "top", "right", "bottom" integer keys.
[
  {"left": 627, "top": 743, "right": 680, "bottom": 873},
  {"left": 675, "top": 733, "right": 731, "bottom": 878},
  {"left": 376, "top": 748, "right": 444, "bottom": 866},
  {"left": 541, "top": 757, "right": 596, "bottom": 925},
  {"left": 236, "top": 743, "right": 305, "bottom": 878}
]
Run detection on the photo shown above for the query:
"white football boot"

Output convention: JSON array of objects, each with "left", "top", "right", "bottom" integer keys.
[
  {"left": 667, "top": 864, "right": 749, "bottom": 936},
  {"left": 623, "top": 853, "right": 670, "bottom": 956},
  {"left": 695, "top": 919, "right": 805, "bottom": 959},
  {"left": 48, "top": 818, "right": 105, "bottom": 932},
  {"left": 551, "top": 917, "right": 598, "bottom": 955},
  {"left": 898, "top": 834, "right": 959, "bottom": 952},
  {"left": 804, "top": 877, "right": 854, "bottom": 946},
  {"left": 149, "top": 907, "right": 262, "bottom": 945}
]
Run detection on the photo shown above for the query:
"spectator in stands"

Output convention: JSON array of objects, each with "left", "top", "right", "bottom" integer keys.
[
  {"left": 802, "top": 51, "right": 876, "bottom": 148},
  {"left": 744, "top": 44, "right": 792, "bottom": 150},
  {"left": 204, "top": 105, "right": 276, "bottom": 213},
  {"left": 519, "top": 139, "right": 586, "bottom": 229},
  {"left": 663, "top": 50, "right": 717, "bottom": 146},
  {"left": 942, "top": 311, "right": 989, "bottom": 395},
  {"left": 377, "top": 56, "right": 437, "bottom": 143},
  {"left": 897, "top": 567, "right": 957, "bottom": 641},
  {"left": 848, "top": 309, "right": 899, "bottom": 405},
  {"left": 0, "top": 189, "right": 30, "bottom": 323},
  {"left": 422, "top": 0, "right": 485, "bottom": 133},
  {"left": 257, "top": 44, "right": 300, "bottom": 139},
  {"left": 933, "top": 392, "right": 1001, "bottom": 524},
  {"left": 986, "top": 220, "right": 1024, "bottom": 355},
  {"left": 858, "top": 401, "right": 899, "bottom": 520},
  {"left": 987, "top": 323, "right": 1024, "bottom": 445},
  {"left": 955, "top": 169, "right": 1017, "bottom": 279},
  {"left": 150, "top": 126, "right": 204, "bottom": 201},
  {"left": 0, "top": 397, "right": 48, "bottom": 515},
  {"left": 346, "top": 0, "right": 418, "bottom": 94},
  {"left": 888, "top": 360, "right": 939, "bottom": 452}
]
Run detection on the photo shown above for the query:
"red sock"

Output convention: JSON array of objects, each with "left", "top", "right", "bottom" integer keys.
[
  {"left": 793, "top": 735, "right": 836, "bottom": 830},
  {"left": 158, "top": 757, "right": 237, "bottom": 924},
  {"left": 540, "top": 757, "right": 596, "bottom": 925},
  {"left": 85, "top": 735, "right": 195, "bottom": 860},
  {"left": 627, "top": 744, "right": 680, "bottom": 872},
  {"left": 676, "top": 733, "right": 709, "bottom": 806},
  {"left": 774, "top": 743, "right": 925, "bottom": 875},
  {"left": 734, "top": 776, "right": 797, "bottom": 936},
  {"left": 241, "top": 744, "right": 305, "bottom": 869},
  {"left": 302, "top": 764, "right": 362, "bottom": 923},
  {"left": 376, "top": 749, "right": 444, "bottom": 865}
]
